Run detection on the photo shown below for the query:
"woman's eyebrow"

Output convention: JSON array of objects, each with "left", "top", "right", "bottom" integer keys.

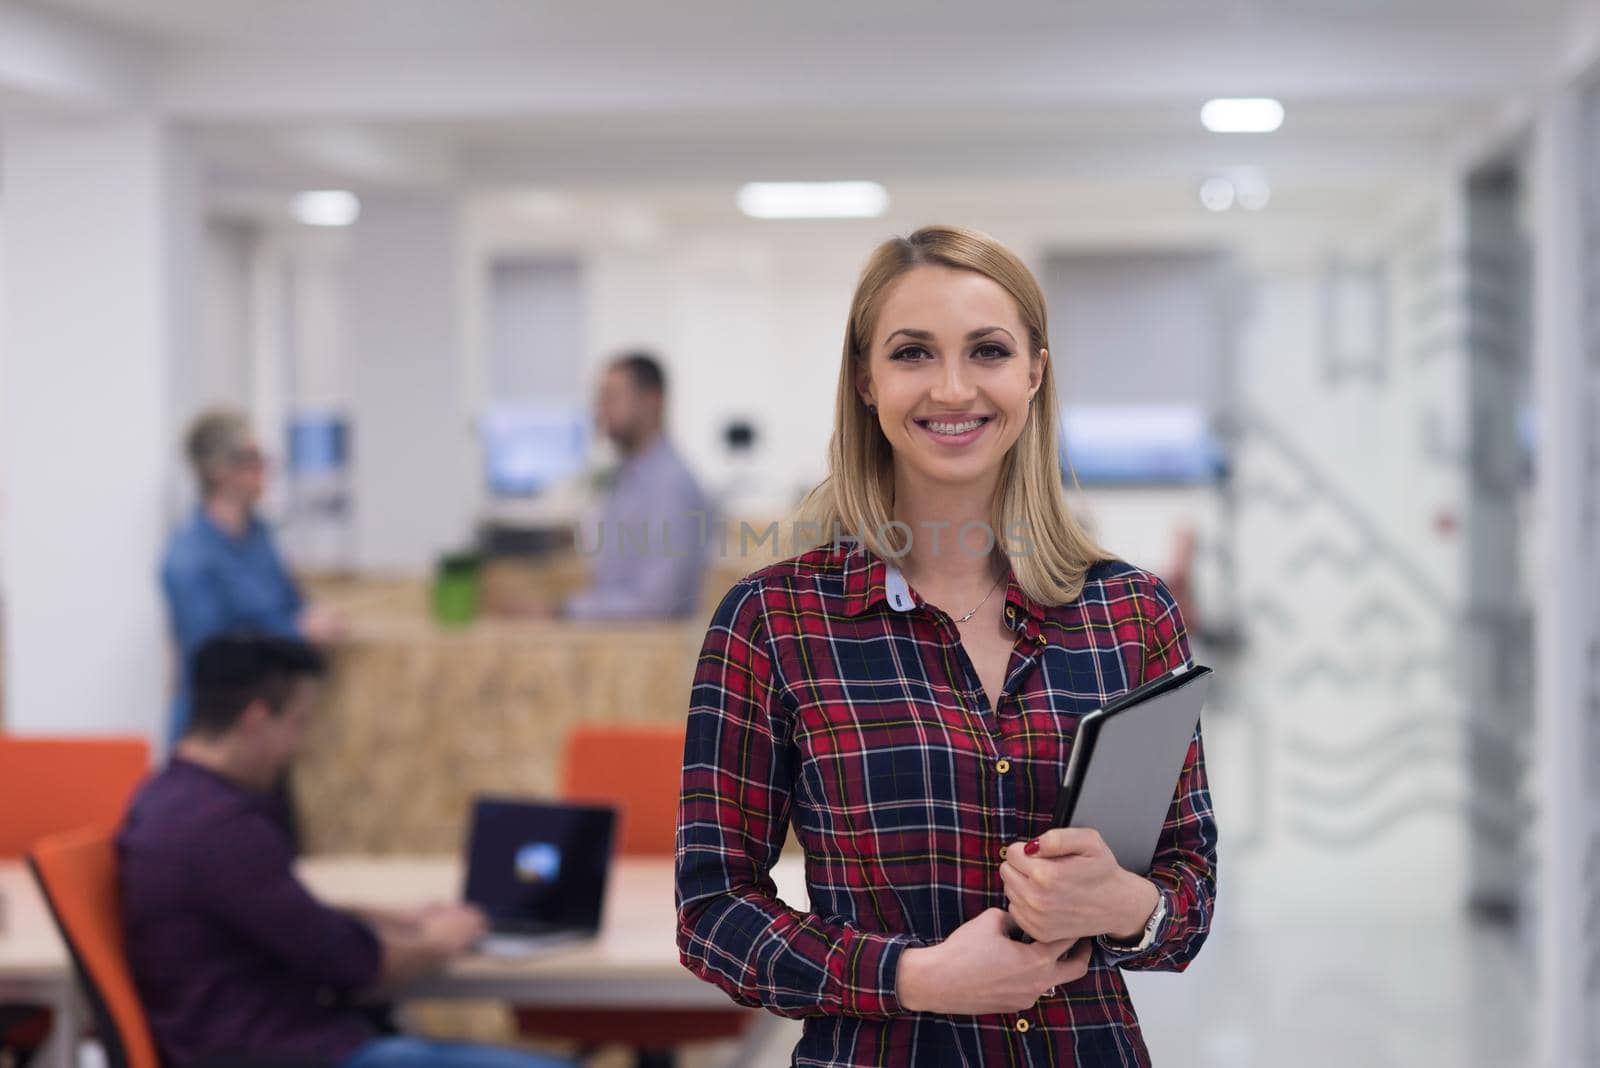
[{"left": 883, "top": 325, "right": 1017, "bottom": 345}]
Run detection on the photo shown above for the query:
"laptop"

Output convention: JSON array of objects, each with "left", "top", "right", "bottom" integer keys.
[{"left": 462, "top": 797, "right": 617, "bottom": 954}]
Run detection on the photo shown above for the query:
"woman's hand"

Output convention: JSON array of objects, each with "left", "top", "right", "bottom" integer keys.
[
  {"left": 999, "top": 829, "right": 1161, "bottom": 944},
  {"left": 895, "top": 908, "right": 1091, "bottom": 1015}
]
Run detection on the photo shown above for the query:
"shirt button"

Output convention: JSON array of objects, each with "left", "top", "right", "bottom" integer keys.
[
  {"left": 995, "top": 758, "right": 1012, "bottom": 774},
  {"left": 1005, "top": 606, "right": 1016, "bottom": 620},
  {"left": 998, "top": 845, "right": 1008, "bottom": 860},
  {"left": 1015, "top": 1018, "right": 1032, "bottom": 1033}
]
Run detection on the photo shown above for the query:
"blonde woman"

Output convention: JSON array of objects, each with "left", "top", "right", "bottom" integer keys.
[{"left": 676, "top": 226, "right": 1215, "bottom": 1066}]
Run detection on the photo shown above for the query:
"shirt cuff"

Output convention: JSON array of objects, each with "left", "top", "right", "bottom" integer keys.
[
  {"left": 1095, "top": 886, "right": 1172, "bottom": 965},
  {"left": 841, "top": 931, "right": 921, "bottom": 1018}
]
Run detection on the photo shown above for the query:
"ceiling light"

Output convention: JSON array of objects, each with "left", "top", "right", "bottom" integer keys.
[
  {"left": 292, "top": 190, "right": 361, "bottom": 227},
  {"left": 1199, "top": 177, "right": 1236, "bottom": 213},
  {"left": 737, "top": 181, "right": 889, "bottom": 220},
  {"left": 1200, "top": 98, "right": 1285, "bottom": 134},
  {"left": 1233, "top": 169, "right": 1272, "bottom": 211}
]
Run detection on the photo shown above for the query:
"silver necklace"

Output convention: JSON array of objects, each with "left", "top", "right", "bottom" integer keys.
[{"left": 953, "top": 573, "right": 1004, "bottom": 624}]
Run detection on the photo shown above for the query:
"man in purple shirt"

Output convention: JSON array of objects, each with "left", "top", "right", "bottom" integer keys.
[
  {"left": 119, "top": 636, "right": 572, "bottom": 1068},
  {"left": 562, "top": 352, "right": 711, "bottom": 621}
]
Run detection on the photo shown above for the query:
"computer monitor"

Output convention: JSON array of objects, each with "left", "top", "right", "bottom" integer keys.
[
  {"left": 479, "top": 404, "right": 589, "bottom": 497},
  {"left": 286, "top": 413, "right": 349, "bottom": 477},
  {"left": 1060, "top": 404, "right": 1225, "bottom": 486}
]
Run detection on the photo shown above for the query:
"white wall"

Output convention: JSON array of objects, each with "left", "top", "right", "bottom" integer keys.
[
  {"left": 346, "top": 193, "right": 477, "bottom": 571},
  {"left": 1218, "top": 214, "right": 1472, "bottom": 921},
  {"left": 197, "top": 219, "right": 255, "bottom": 415},
  {"left": 1, "top": 116, "right": 198, "bottom": 741},
  {"left": 486, "top": 257, "right": 584, "bottom": 406},
  {"left": 0, "top": 208, "right": 7, "bottom": 560},
  {"left": 1046, "top": 250, "right": 1231, "bottom": 409}
]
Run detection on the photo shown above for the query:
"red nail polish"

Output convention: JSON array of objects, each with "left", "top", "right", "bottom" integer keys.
[{"left": 1024, "top": 839, "right": 1041, "bottom": 856}]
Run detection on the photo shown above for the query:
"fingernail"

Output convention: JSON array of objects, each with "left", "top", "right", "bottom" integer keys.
[{"left": 1024, "top": 839, "right": 1041, "bottom": 855}]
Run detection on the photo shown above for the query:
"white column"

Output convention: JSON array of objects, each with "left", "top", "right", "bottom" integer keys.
[
  {"left": 345, "top": 193, "right": 477, "bottom": 572},
  {"left": 1531, "top": 81, "right": 1598, "bottom": 1068},
  {"left": 0, "top": 115, "right": 198, "bottom": 740}
]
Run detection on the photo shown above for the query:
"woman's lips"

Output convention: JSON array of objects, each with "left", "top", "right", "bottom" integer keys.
[{"left": 915, "top": 415, "right": 992, "bottom": 446}]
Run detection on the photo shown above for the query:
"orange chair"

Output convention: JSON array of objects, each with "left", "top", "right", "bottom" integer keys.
[
  {"left": 558, "top": 723, "right": 686, "bottom": 857},
  {"left": 30, "top": 828, "right": 324, "bottom": 1068},
  {"left": 0, "top": 735, "right": 149, "bottom": 1063},
  {"left": 28, "top": 828, "right": 163, "bottom": 1068},
  {"left": 515, "top": 724, "right": 750, "bottom": 1068},
  {"left": 0, "top": 735, "right": 150, "bottom": 857}
]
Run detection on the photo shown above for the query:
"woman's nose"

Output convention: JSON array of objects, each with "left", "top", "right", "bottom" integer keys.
[{"left": 929, "top": 358, "right": 976, "bottom": 405}]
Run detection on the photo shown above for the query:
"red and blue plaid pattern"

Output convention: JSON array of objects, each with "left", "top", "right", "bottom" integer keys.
[{"left": 677, "top": 543, "right": 1215, "bottom": 1067}]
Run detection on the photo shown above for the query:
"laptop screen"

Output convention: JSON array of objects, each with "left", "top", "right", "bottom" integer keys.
[{"left": 463, "top": 798, "right": 617, "bottom": 931}]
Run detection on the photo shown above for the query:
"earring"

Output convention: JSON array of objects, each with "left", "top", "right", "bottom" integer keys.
[{"left": 867, "top": 404, "right": 877, "bottom": 414}]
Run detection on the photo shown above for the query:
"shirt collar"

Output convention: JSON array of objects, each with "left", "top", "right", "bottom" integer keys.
[
  {"left": 620, "top": 435, "right": 671, "bottom": 472},
  {"left": 839, "top": 540, "right": 1047, "bottom": 635},
  {"left": 194, "top": 505, "right": 263, "bottom": 547},
  {"left": 839, "top": 540, "right": 892, "bottom": 617}
]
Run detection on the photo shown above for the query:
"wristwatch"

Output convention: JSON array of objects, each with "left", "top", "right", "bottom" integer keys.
[{"left": 1102, "top": 892, "right": 1167, "bottom": 954}]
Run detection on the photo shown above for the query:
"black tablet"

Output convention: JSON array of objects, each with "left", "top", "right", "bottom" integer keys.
[{"left": 1051, "top": 664, "right": 1212, "bottom": 874}]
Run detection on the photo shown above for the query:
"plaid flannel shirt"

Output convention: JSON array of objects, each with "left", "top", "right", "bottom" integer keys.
[{"left": 677, "top": 543, "right": 1216, "bottom": 1067}]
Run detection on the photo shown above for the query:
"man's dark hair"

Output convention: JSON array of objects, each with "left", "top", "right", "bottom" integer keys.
[
  {"left": 612, "top": 351, "right": 666, "bottom": 396},
  {"left": 188, "top": 635, "right": 327, "bottom": 737}
]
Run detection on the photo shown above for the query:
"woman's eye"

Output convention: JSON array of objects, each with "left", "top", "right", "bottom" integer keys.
[
  {"left": 890, "top": 346, "right": 932, "bottom": 361},
  {"left": 973, "top": 344, "right": 1013, "bottom": 360}
]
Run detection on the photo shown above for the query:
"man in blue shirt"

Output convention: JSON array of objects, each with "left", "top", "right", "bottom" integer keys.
[{"left": 161, "top": 410, "right": 341, "bottom": 745}]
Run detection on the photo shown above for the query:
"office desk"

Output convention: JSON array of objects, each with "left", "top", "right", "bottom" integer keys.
[
  {"left": 0, "top": 861, "right": 83, "bottom": 1068},
  {"left": 299, "top": 854, "right": 808, "bottom": 1007},
  {"left": 0, "top": 855, "right": 805, "bottom": 1066}
]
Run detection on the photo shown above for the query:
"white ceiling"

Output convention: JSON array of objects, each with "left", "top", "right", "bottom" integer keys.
[
  {"left": 29, "top": 0, "right": 1582, "bottom": 53},
  {"left": 3, "top": 0, "right": 1589, "bottom": 197}
]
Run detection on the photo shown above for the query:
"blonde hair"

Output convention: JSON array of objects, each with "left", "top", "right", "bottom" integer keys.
[{"left": 797, "top": 224, "right": 1109, "bottom": 606}]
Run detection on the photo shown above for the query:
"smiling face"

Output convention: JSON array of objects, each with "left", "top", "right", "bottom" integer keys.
[{"left": 856, "top": 264, "right": 1046, "bottom": 494}]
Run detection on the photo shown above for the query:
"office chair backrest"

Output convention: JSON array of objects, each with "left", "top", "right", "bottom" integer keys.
[
  {"left": 560, "top": 723, "right": 687, "bottom": 857},
  {"left": 0, "top": 735, "right": 150, "bottom": 857},
  {"left": 29, "top": 827, "right": 162, "bottom": 1068}
]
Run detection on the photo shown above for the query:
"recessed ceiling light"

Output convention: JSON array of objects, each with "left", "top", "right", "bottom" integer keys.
[
  {"left": 1198, "top": 167, "right": 1272, "bottom": 213},
  {"left": 1199, "top": 177, "right": 1237, "bottom": 213},
  {"left": 1232, "top": 169, "right": 1272, "bottom": 211},
  {"left": 1200, "top": 98, "right": 1285, "bottom": 134},
  {"left": 292, "top": 190, "right": 361, "bottom": 227},
  {"left": 737, "top": 181, "right": 889, "bottom": 219}
]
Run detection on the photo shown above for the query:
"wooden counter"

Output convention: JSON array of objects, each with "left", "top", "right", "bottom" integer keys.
[{"left": 293, "top": 560, "right": 752, "bottom": 855}]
